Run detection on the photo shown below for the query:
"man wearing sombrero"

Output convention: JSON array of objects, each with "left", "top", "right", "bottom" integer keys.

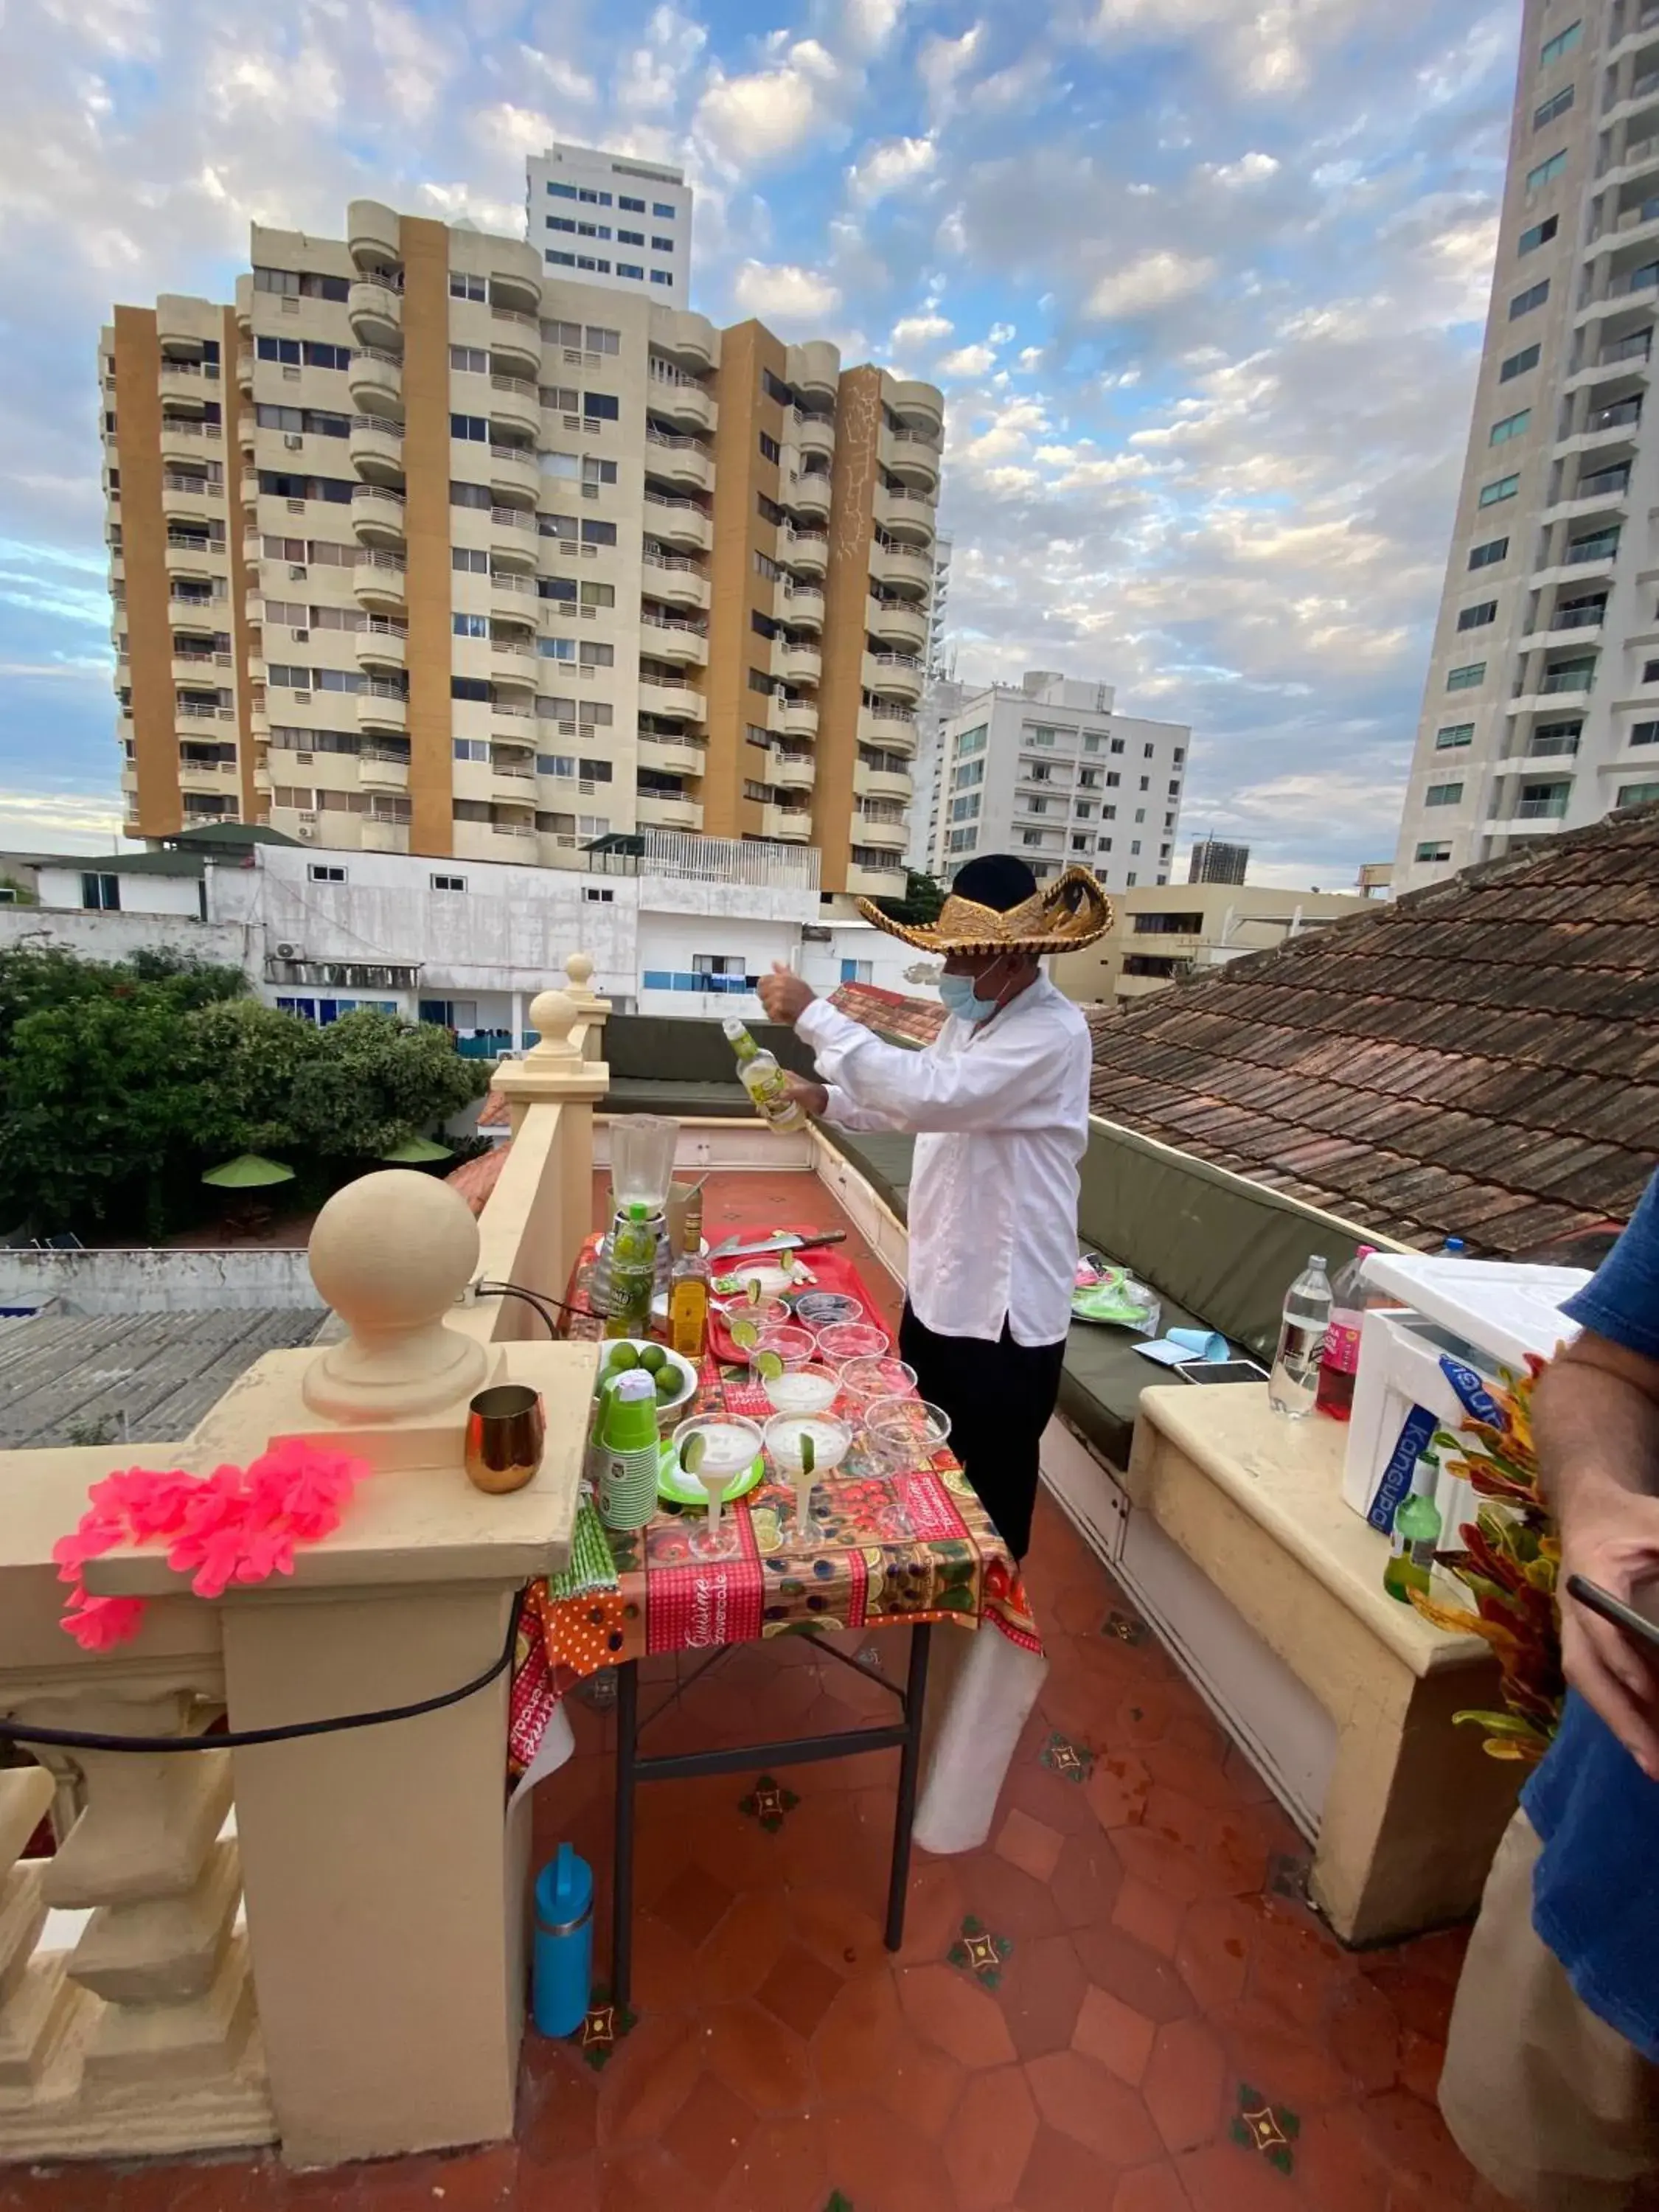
[{"left": 758, "top": 854, "right": 1110, "bottom": 1559}]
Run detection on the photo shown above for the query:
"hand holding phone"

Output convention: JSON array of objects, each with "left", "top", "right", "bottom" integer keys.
[{"left": 1566, "top": 1573, "right": 1659, "bottom": 1653}]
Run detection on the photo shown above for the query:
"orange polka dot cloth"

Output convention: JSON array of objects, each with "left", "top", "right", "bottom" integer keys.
[{"left": 505, "top": 1235, "right": 1043, "bottom": 1786}]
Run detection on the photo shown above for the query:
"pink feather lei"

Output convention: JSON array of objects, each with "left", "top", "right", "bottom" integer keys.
[{"left": 52, "top": 1441, "right": 370, "bottom": 1649}]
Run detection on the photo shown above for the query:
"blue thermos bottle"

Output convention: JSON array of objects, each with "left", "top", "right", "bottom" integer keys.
[{"left": 532, "top": 1843, "right": 594, "bottom": 2038}]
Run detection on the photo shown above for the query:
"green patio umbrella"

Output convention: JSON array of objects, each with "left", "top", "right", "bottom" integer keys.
[
  {"left": 378, "top": 1135, "right": 453, "bottom": 1164},
  {"left": 201, "top": 1153, "right": 296, "bottom": 1189}
]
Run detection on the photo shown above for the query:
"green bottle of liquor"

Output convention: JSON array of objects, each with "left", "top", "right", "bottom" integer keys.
[{"left": 1383, "top": 1448, "right": 1443, "bottom": 1604}]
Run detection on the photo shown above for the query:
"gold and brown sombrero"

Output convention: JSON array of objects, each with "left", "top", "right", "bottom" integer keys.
[{"left": 857, "top": 863, "right": 1113, "bottom": 955}]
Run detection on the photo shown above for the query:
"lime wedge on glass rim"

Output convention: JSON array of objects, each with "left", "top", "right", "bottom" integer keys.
[
  {"left": 746, "top": 1276, "right": 764, "bottom": 1306},
  {"left": 780, "top": 1246, "right": 796, "bottom": 1276},
  {"left": 800, "top": 1431, "right": 816, "bottom": 1478},
  {"left": 730, "top": 1317, "right": 759, "bottom": 1351},
  {"left": 680, "top": 1431, "right": 707, "bottom": 1476},
  {"left": 754, "top": 1349, "right": 785, "bottom": 1380}
]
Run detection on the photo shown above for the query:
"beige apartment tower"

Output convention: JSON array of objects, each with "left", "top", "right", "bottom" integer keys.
[{"left": 100, "top": 201, "right": 943, "bottom": 895}]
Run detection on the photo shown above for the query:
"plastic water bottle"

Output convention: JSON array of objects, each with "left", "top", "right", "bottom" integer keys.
[
  {"left": 532, "top": 1843, "right": 594, "bottom": 2037},
  {"left": 1314, "top": 1245, "right": 1377, "bottom": 1424},
  {"left": 1269, "top": 1255, "right": 1333, "bottom": 1420}
]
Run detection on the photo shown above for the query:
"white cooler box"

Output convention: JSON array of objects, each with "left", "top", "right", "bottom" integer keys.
[{"left": 1343, "top": 1254, "right": 1590, "bottom": 1538}]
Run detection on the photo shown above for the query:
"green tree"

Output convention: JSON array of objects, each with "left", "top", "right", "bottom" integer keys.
[
  {"left": 287, "top": 1010, "right": 490, "bottom": 1160},
  {"left": 871, "top": 869, "right": 946, "bottom": 928},
  {"left": 189, "top": 996, "right": 325, "bottom": 1158}
]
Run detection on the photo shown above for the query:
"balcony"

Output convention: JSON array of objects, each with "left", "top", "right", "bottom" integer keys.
[
  {"left": 487, "top": 444, "right": 540, "bottom": 505},
  {"left": 349, "top": 413, "right": 404, "bottom": 482},
  {"left": 356, "top": 680, "right": 408, "bottom": 736},
  {"left": 771, "top": 749, "right": 816, "bottom": 792},
  {"left": 863, "top": 649, "right": 924, "bottom": 703},
  {"left": 489, "top": 373, "right": 540, "bottom": 440},
  {"left": 642, "top": 493, "right": 712, "bottom": 552},
  {"left": 783, "top": 469, "right": 832, "bottom": 524},
  {"left": 637, "top": 672, "right": 706, "bottom": 722},
  {"left": 855, "top": 761, "right": 914, "bottom": 803},
  {"left": 171, "top": 647, "right": 233, "bottom": 684},
  {"left": 489, "top": 506, "right": 538, "bottom": 568},
  {"left": 163, "top": 539, "right": 223, "bottom": 582},
  {"left": 880, "top": 421, "right": 939, "bottom": 488},
  {"left": 859, "top": 701, "right": 917, "bottom": 751},
  {"left": 158, "top": 358, "right": 218, "bottom": 412},
  {"left": 790, "top": 406, "right": 835, "bottom": 459},
  {"left": 641, "top": 613, "right": 709, "bottom": 667},
  {"left": 650, "top": 306, "right": 720, "bottom": 375},
  {"left": 761, "top": 802, "right": 813, "bottom": 841},
  {"left": 868, "top": 597, "right": 928, "bottom": 653},
  {"left": 775, "top": 579, "right": 824, "bottom": 627},
  {"left": 870, "top": 540, "right": 933, "bottom": 594},
  {"left": 855, "top": 810, "right": 909, "bottom": 851},
  {"left": 781, "top": 526, "right": 827, "bottom": 577},
  {"left": 773, "top": 695, "right": 818, "bottom": 740},
  {"left": 347, "top": 276, "right": 403, "bottom": 349},
  {"left": 644, "top": 428, "right": 713, "bottom": 493},
  {"left": 351, "top": 484, "right": 406, "bottom": 548},
  {"left": 636, "top": 733, "right": 707, "bottom": 778},
  {"left": 160, "top": 474, "right": 221, "bottom": 523},
  {"left": 884, "top": 375, "right": 945, "bottom": 433},
  {"left": 845, "top": 858, "right": 909, "bottom": 897},
  {"left": 358, "top": 747, "right": 409, "bottom": 792},
  {"left": 486, "top": 310, "right": 540, "bottom": 378},
  {"left": 773, "top": 638, "right": 821, "bottom": 685},
  {"left": 641, "top": 552, "right": 709, "bottom": 612},
  {"left": 874, "top": 484, "right": 936, "bottom": 544},
  {"left": 646, "top": 360, "right": 717, "bottom": 434},
  {"left": 784, "top": 338, "right": 839, "bottom": 403},
  {"left": 353, "top": 549, "right": 408, "bottom": 614},
  {"left": 159, "top": 416, "right": 223, "bottom": 462},
  {"left": 356, "top": 619, "right": 407, "bottom": 668},
  {"left": 635, "top": 790, "right": 704, "bottom": 831}
]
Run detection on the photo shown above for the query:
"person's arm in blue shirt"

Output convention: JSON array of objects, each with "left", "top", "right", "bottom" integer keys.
[{"left": 1537, "top": 1169, "right": 1659, "bottom": 1777}]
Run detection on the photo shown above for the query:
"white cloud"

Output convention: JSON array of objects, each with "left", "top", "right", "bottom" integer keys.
[
  {"left": 918, "top": 24, "right": 984, "bottom": 119},
  {"left": 694, "top": 41, "right": 846, "bottom": 168},
  {"left": 847, "top": 134, "right": 936, "bottom": 204},
  {"left": 521, "top": 49, "right": 599, "bottom": 105},
  {"left": 731, "top": 260, "right": 842, "bottom": 323},
  {"left": 840, "top": 0, "right": 905, "bottom": 58},
  {"left": 891, "top": 310, "right": 954, "bottom": 348},
  {"left": 1086, "top": 249, "right": 1218, "bottom": 319},
  {"left": 613, "top": 6, "right": 708, "bottom": 112},
  {"left": 937, "top": 341, "right": 998, "bottom": 377},
  {"left": 1203, "top": 151, "right": 1281, "bottom": 187}
]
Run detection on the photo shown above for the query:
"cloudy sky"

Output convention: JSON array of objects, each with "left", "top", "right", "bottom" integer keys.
[{"left": 1, "top": 0, "right": 1522, "bottom": 884}]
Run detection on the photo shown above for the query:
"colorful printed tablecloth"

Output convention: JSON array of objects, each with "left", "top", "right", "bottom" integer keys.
[{"left": 507, "top": 1231, "right": 1042, "bottom": 1781}]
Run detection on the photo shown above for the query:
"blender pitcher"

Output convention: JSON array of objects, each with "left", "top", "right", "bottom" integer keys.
[{"left": 593, "top": 1116, "right": 679, "bottom": 1321}]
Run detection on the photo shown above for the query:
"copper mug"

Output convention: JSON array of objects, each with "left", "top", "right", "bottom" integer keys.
[{"left": 465, "top": 1384, "right": 546, "bottom": 1495}]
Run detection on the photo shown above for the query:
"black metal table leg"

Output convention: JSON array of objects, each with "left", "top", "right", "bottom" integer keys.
[
  {"left": 612, "top": 1658, "right": 639, "bottom": 2011},
  {"left": 884, "top": 1622, "right": 932, "bottom": 1954}
]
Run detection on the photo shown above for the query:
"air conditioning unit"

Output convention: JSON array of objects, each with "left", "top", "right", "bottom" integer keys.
[
  {"left": 283, "top": 434, "right": 304, "bottom": 451},
  {"left": 579, "top": 779, "right": 596, "bottom": 795},
  {"left": 296, "top": 751, "right": 314, "bottom": 763},
  {"left": 275, "top": 941, "right": 301, "bottom": 960},
  {"left": 292, "top": 627, "right": 310, "bottom": 642},
  {"left": 297, "top": 824, "right": 316, "bottom": 840},
  {"left": 288, "top": 563, "right": 307, "bottom": 580},
  {"left": 293, "top": 690, "right": 312, "bottom": 703},
  {"left": 286, "top": 498, "right": 305, "bottom": 514}
]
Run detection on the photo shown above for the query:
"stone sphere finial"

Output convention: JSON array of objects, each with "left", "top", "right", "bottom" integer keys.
[
  {"left": 526, "top": 988, "right": 582, "bottom": 1065},
  {"left": 565, "top": 950, "right": 595, "bottom": 992},
  {"left": 303, "top": 1169, "right": 487, "bottom": 1421}
]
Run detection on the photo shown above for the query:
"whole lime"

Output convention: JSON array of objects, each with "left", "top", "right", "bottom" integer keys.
[
  {"left": 638, "top": 1343, "right": 667, "bottom": 1375},
  {"left": 606, "top": 1343, "right": 640, "bottom": 1372}
]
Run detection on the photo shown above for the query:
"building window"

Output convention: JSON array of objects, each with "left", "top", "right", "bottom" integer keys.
[
  {"left": 585, "top": 392, "right": 620, "bottom": 422},
  {"left": 619, "top": 195, "right": 645, "bottom": 213},
  {"left": 1478, "top": 474, "right": 1520, "bottom": 507},
  {"left": 840, "top": 959, "right": 873, "bottom": 984},
  {"left": 1525, "top": 150, "right": 1568, "bottom": 193},
  {"left": 448, "top": 271, "right": 486, "bottom": 302},
  {"left": 1415, "top": 841, "right": 1453, "bottom": 863},
  {"left": 1510, "top": 280, "right": 1550, "bottom": 319},
  {"left": 1458, "top": 601, "right": 1498, "bottom": 631},
  {"left": 1632, "top": 721, "right": 1659, "bottom": 745},
  {"left": 547, "top": 251, "right": 575, "bottom": 268},
  {"left": 450, "top": 413, "right": 487, "bottom": 442},
  {"left": 650, "top": 271, "right": 672, "bottom": 285},
  {"left": 584, "top": 886, "right": 615, "bottom": 902},
  {"left": 652, "top": 236, "right": 674, "bottom": 254},
  {"left": 453, "top": 612, "right": 488, "bottom": 638},
  {"left": 308, "top": 863, "right": 347, "bottom": 883},
  {"left": 1469, "top": 537, "right": 1509, "bottom": 569},
  {"left": 431, "top": 873, "right": 467, "bottom": 892},
  {"left": 1436, "top": 723, "right": 1475, "bottom": 749},
  {"left": 617, "top": 264, "right": 644, "bottom": 279},
  {"left": 1489, "top": 408, "right": 1531, "bottom": 445},
  {"left": 81, "top": 872, "right": 120, "bottom": 911},
  {"left": 453, "top": 548, "right": 488, "bottom": 574},
  {"left": 1534, "top": 86, "right": 1574, "bottom": 130},
  {"left": 578, "top": 188, "right": 612, "bottom": 206},
  {"left": 1539, "top": 21, "right": 1581, "bottom": 65},
  {"left": 1644, "top": 659, "right": 1659, "bottom": 684},
  {"left": 955, "top": 724, "right": 988, "bottom": 756},
  {"left": 1618, "top": 778, "right": 1659, "bottom": 805},
  {"left": 1447, "top": 663, "right": 1486, "bottom": 691},
  {"left": 1425, "top": 782, "right": 1464, "bottom": 806},
  {"left": 1517, "top": 218, "right": 1557, "bottom": 257},
  {"left": 1499, "top": 341, "right": 1541, "bottom": 381},
  {"left": 453, "top": 739, "right": 490, "bottom": 762},
  {"left": 548, "top": 181, "right": 577, "bottom": 199},
  {"left": 653, "top": 201, "right": 675, "bottom": 219},
  {"left": 759, "top": 431, "right": 781, "bottom": 464},
  {"left": 947, "top": 827, "right": 977, "bottom": 854}
]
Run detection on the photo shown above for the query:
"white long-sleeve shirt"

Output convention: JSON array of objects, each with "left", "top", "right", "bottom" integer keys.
[{"left": 797, "top": 973, "right": 1093, "bottom": 1346}]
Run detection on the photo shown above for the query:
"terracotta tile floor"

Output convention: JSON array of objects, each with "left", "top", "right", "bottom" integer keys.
[{"left": 1, "top": 1171, "right": 1520, "bottom": 2212}]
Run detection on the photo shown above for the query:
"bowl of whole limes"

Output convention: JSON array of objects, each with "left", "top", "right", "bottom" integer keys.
[{"left": 599, "top": 1338, "right": 699, "bottom": 1433}]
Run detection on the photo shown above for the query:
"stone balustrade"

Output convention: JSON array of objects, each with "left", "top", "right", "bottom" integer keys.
[{"left": 0, "top": 956, "right": 610, "bottom": 2171}]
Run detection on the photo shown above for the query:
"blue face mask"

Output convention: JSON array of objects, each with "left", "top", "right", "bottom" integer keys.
[{"left": 939, "top": 963, "right": 1006, "bottom": 1025}]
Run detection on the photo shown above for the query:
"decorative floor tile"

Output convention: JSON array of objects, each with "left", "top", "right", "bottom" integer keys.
[
  {"left": 947, "top": 1914, "right": 1013, "bottom": 1989},
  {"left": 1040, "top": 1729, "right": 1096, "bottom": 1784},
  {"left": 1228, "top": 2081, "right": 1301, "bottom": 2174},
  {"left": 1104, "top": 1609, "right": 1149, "bottom": 1645},
  {"left": 574, "top": 1986, "right": 636, "bottom": 2070},
  {"left": 739, "top": 1773, "right": 801, "bottom": 1832}
]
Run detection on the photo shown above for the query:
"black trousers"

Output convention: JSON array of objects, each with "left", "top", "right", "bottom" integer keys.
[{"left": 898, "top": 1301, "right": 1065, "bottom": 1562}]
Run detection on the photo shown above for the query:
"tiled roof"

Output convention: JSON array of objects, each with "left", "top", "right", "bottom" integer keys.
[
  {"left": 829, "top": 980, "right": 946, "bottom": 1048},
  {"left": 478, "top": 1091, "right": 510, "bottom": 1129},
  {"left": 1085, "top": 802, "right": 1659, "bottom": 1256},
  {"left": 446, "top": 1146, "right": 509, "bottom": 1216}
]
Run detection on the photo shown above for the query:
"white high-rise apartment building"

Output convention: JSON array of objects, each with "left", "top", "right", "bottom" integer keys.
[
  {"left": 933, "top": 671, "right": 1189, "bottom": 891},
  {"left": 908, "top": 674, "right": 965, "bottom": 872},
  {"left": 525, "top": 144, "right": 693, "bottom": 310},
  {"left": 1394, "top": 0, "right": 1659, "bottom": 891}
]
